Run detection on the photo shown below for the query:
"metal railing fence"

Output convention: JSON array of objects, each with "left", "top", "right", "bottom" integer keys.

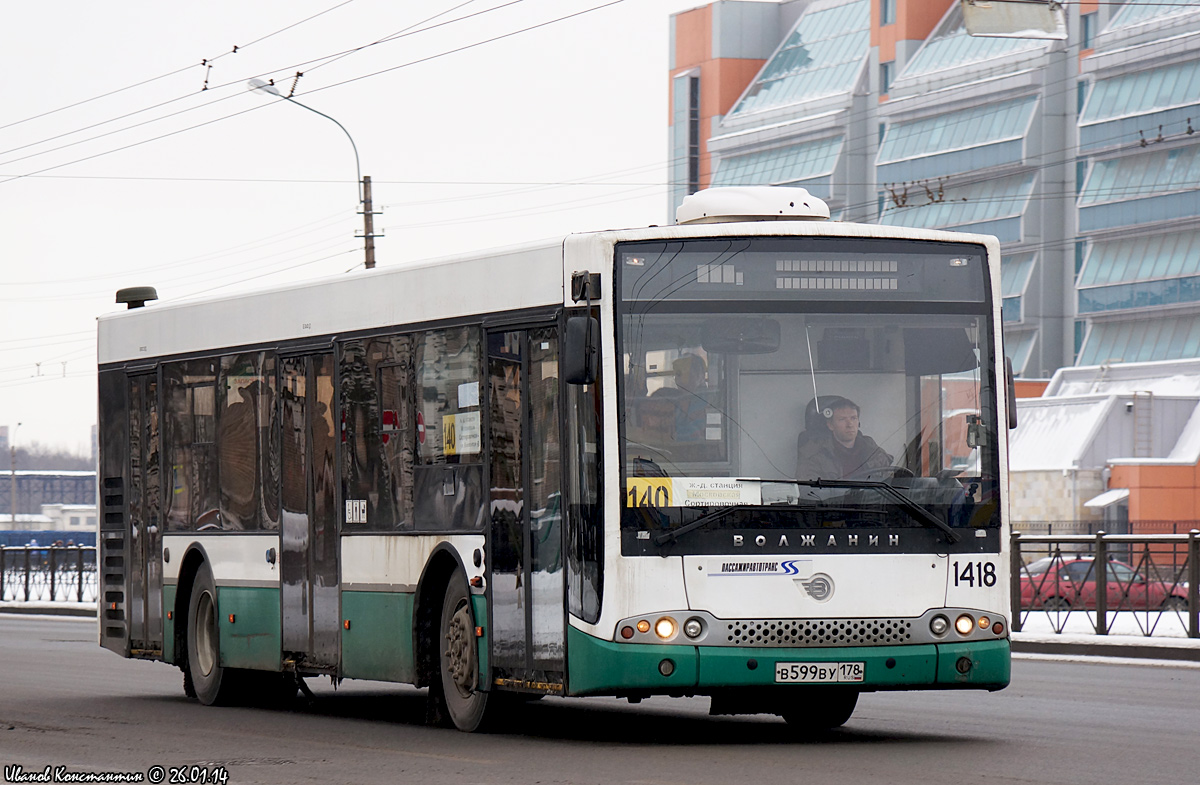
[
  {"left": 1011, "top": 531, "right": 1200, "bottom": 638},
  {"left": 1, "top": 536, "right": 1198, "bottom": 641},
  {"left": 0, "top": 545, "right": 97, "bottom": 603}
]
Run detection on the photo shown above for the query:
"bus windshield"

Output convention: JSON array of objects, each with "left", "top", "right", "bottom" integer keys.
[{"left": 617, "top": 237, "right": 1001, "bottom": 552}]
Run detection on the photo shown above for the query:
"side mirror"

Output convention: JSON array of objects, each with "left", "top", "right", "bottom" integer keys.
[
  {"left": 1005, "top": 356, "right": 1018, "bottom": 429},
  {"left": 564, "top": 316, "right": 599, "bottom": 385}
]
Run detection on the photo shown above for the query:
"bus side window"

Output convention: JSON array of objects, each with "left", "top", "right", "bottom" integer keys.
[
  {"left": 216, "top": 351, "right": 278, "bottom": 532},
  {"left": 413, "top": 326, "right": 485, "bottom": 531},
  {"left": 340, "top": 337, "right": 413, "bottom": 532},
  {"left": 163, "top": 359, "right": 218, "bottom": 532}
]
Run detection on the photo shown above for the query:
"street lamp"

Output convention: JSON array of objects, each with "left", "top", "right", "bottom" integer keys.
[
  {"left": 10, "top": 422, "right": 21, "bottom": 526},
  {"left": 247, "top": 78, "right": 378, "bottom": 269}
]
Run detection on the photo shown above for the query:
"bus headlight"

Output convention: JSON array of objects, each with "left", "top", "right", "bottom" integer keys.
[
  {"left": 930, "top": 615, "right": 949, "bottom": 635},
  {"left": 683, "top": 618, "right": 703, "bottom": 639},
  {"left": 654, "top": 617, "right": 677, "bottom": 640},
  {"left": 955, "top": 614, "right": 975, "bottom": 636}
]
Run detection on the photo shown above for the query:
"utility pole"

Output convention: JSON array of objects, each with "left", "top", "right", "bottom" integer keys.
[
  {"left": 247, "top": 79, "right": 381, "bottom": 271},
  {"left": 361, "top": 175, "right": 378, "bottom": 270}
]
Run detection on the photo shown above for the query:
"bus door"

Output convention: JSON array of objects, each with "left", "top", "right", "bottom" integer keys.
[
  {"left": 279, "top": 353, "right": 340, "bottom": 672},
  {"left": 487, "top": 326, "right": 565, "bottom": 687},
  {"left": 127, "top": 373, "right": 162, "bottom": 655}
]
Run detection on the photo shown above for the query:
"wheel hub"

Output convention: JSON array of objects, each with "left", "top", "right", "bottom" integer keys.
[
  {"left": 444, "top": 602, "right": 476, "bottom": 696},
  {"left": 196, "top": 591, "right": 216, "bottom": 677}
]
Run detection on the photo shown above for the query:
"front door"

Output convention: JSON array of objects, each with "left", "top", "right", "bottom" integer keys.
[
  {"left": 488, "top": 327, "right": 565, "bottom": 688},
  {"left": 280, "top": 353, "right": 340, "bottom": 671},
  {"left": 127, "top": 374, "right": 162, "bottom": 655}
]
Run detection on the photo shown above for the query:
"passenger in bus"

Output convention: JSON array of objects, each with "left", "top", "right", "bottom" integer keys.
[
  {"left": 796, "top": 396, "right": 892, "bottom": 480},
  {"left": 649, "top": 354, "right": 710, "bottom": 442}
]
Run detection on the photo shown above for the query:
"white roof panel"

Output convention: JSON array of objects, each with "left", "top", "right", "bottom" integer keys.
[
  {"left": 1083, "top": 488, "right": 1129, "bottom": 508},
  {"left": 1046, "top": 358, "right": 1200, "bottom": 397},
  {"left": 1010, "top": 397, "right": 1112, "bottom": 471}
]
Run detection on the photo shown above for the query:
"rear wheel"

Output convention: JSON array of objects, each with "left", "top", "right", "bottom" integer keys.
[
  {"left": 1042, "top": 596, "right": 1071, "bottom": 611},
  {"left": 780, "top": 688, "right": 858, "bottom": 731},
  {"left": 439, "top": 571, "right": 494, "bottom": 732},
  {"left": 187, "top": 563, "right": 238, "bottom": 706}
]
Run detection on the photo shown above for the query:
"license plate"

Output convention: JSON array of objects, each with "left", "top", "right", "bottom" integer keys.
[{"left": 774, "top": 661, "right": 865, "bottom": 683}]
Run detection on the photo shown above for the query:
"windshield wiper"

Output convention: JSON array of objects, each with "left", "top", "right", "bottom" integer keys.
[
  {"left": 791, "top": 478, "right": 960, "bottom": 544},
  {"left": 654, "top": 505, "right": 746, "bottom": 546}
]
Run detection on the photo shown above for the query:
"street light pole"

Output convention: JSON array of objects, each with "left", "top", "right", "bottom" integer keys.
[
  {"left": 247, "top": 79, "right": 378, "bottom": 269},
  {"left": 10, "top": 422, "right": 21, "bottom": 526}
]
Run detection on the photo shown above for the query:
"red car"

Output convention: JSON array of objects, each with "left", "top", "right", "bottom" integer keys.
[{"left": 1019, "top": 556, "right": 1188, "bottom": 612}]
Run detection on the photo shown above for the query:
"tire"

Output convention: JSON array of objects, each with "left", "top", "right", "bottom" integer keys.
[
  {"left": 1042, "top": 596, "right": 1071, "bottom": 612},
  {"left": 1160, "top": 596, "right": 1187, "bottom": 612},
  {"left": 439, "top": 572, "right": 493, "bottom": 732},
  {"left": 781, "top": 688, "right": 858, "bottom": 731},
  {"left": 186, "top": 563, "right": 238, "bottom": 706}
]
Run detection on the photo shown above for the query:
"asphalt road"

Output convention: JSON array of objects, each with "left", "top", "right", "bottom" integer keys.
[{"left": 2, "top": 615, "right": 1198, "bottom": 785}]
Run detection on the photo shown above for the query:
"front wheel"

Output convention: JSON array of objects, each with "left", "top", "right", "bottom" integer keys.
[
  {"left": 780, "top": 688, "right": 858, "bottom": 731},
  {"left": 439, "top": 572, "right": 493, "bottom": 732}
]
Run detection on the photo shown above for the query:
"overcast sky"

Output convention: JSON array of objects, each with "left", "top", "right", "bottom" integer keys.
[{"left": 0, "top": 0, "right": 705, "bottom": 453}]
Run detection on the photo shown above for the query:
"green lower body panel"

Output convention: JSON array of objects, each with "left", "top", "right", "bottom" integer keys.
[
  {"left": 217, "top": 587, "right": 281, "bottom": 672},
  {"left": 472, "top": 594, "right": 488, "bottom": 684},
  {"left": 162, "top": 585, "right": 177, "bottom": 664},
  {"left": 566, "top": 627, "right": 1011, "bottom": 696},
  {"left": 567, "top": 627, "right": 699, "bottom": 695},
  {"left": 341, "top": 591, "right": 416, "bottom": 683},
  {"left": 936, "top": 639, "right": 1011, "bottom": 688}
]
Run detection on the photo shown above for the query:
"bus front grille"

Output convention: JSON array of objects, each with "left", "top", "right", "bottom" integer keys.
[{"left": 723, "top": 618, "right": 913, "bottom": 647}]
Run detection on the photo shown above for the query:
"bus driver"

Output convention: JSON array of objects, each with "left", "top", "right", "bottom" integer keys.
[{"left": 796, "top": 396, "right": 892, "bottom": 480}]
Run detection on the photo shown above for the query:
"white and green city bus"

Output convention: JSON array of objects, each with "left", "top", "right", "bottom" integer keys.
[{"left": 97, "top": 186, "right": 1013, "bottom": 732}]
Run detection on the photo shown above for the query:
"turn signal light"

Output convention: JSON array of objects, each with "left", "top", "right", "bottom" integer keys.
[
  {"left": 978, "top": 616, "right": 991, "bottom": 630},
  {"left": 636, "top": 620, "right": 651, "bottom": 634}
]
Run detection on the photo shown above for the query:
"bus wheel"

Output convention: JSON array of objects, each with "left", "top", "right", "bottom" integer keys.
[
  {"left": 781, "top": 688, "right": 858, "bottom": 731},
  {"left": 439, "top": 573, "right": 491, "bottom": 731},
  {"left": 187, "top": 563, "right": 236, "bottom": 706}
]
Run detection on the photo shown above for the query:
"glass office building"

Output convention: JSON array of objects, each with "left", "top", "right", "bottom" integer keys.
[{"left": 669, "top": 0, "right": 1200, "bottom": 377}]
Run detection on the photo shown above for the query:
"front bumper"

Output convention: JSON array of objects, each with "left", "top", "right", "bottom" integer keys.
[{"left": 565, "top": 626, "right": 1010, "bottom": 696}]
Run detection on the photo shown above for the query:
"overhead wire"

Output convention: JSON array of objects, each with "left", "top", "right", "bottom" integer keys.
[
  {"left": 0, "top": 0, "right": 531, "bottom": 168},
  {"left": 0, "top": 1, "right": 624, "bottom": 186},
  {"left": 0, "top": 0, "right": 362, "bottom": 154}
]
